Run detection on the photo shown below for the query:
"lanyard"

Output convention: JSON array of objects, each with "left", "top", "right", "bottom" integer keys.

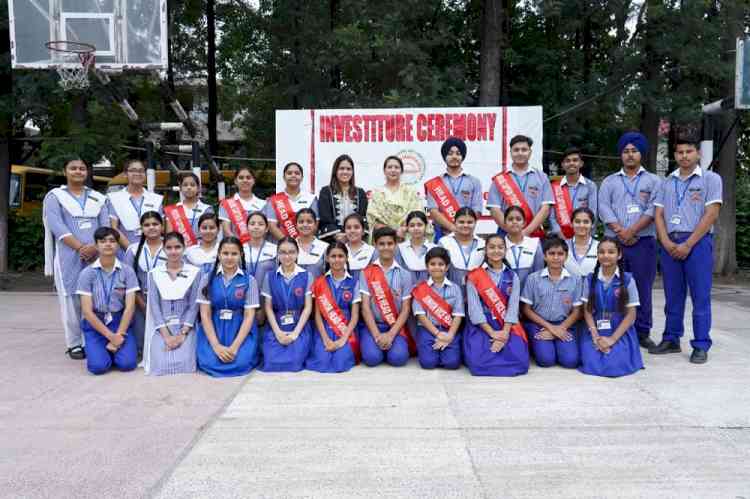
[
  {"left": 249, "top": 240, "right": 266, "bottom": 276},
  {"left": 458, "top": 239, "right": 477, "bottom": 269},
  {"left": 65, "top": 188, "right": 89, "bottom": 214},
  {"left": 327, "top": 275, "right": 347, "bottom": 306},
  {"left": 673, "top": 175, "right": 695, "bottom": 209},
  {"left": 511, "top": 171, "right": 530, "bottom": 195},
  {"left": 567, "top": 183, "right": 580, "bottom": 205},
  {"left": 278, "top": 271, "right": 298, "bottom": 313},
  {"left": 130, "top": 196, "right": 144, "bottom": 217},
  {"left": 595, "top": 277, "right": 617, "bottom": 319},
  {"left": 510, "top": 245, "right": 523, "bottom": 269},
  {"left": 221, "top": 273, "right": 237, "bottom": 310},
  {"left": 143, "top": 246, "right": 163, "bottom": 272},
  {"left": 619, "top": 173, "right": 642, "bottom": 203},
  {"left": 571, "top": 238, "right": 593, "bottom": 266},
  {"left": 446, "top": 174, "right": 465, "bottom": 197},
  {"left": 97, "top": 268, "right": 118, "bottom": 310}
]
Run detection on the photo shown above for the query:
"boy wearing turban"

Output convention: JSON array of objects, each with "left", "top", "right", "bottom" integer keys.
[{"left": 598, "top": 131, "right": 662, "bottom": 350}]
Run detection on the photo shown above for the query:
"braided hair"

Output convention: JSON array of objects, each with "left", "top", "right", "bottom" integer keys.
[
  {"left": 586, "top": 237, "right": 629, "bottom": 315},
  {"left": 202, "top": 236, "right": 247, "bottom": 299},
  {"left": 133, "top": 211, "right": 164, "bottom": 287}
]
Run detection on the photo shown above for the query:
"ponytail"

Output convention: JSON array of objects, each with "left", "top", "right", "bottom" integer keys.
[{"left": 586, "top": 260, "right": 600, "bottom": 314}]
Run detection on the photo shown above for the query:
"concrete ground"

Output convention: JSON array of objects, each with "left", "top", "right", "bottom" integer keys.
[{"left": 1, "top": 285, "right": 749, "bottom": 499}]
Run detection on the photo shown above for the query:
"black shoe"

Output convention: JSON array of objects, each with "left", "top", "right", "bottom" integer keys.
[
  {"left": 648, "top": 340, "right": 681, "bottom": 355},
  {"left": 66, "top": 346, "right": 86, "bottom": 360},
  {"left": 639, "top": 337, "right": 657, "bottom": 350},
  {"left": 690, "top": 348, "right": 708, "bottom": 364}
]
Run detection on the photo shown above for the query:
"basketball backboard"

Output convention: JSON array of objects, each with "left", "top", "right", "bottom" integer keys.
[{"left": 8, "top": 0, "right": 167, "bottom": 70}]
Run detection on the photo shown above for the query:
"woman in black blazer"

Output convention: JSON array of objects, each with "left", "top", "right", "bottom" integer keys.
[{"left": 318, "top": 154, "right": 369, "bottom": 243}]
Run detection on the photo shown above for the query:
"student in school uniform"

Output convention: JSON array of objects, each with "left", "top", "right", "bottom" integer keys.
[
  {"left": 651, "top": 137, "right": 723, "bottom": 363},
  {"left": 143, "top": 232, "right": 202, "bottom": 375},
  {"left": 295, "top": 208, "right": 329, "bottom": 279},
  {"left": 218, "top": 166, "right": 266, "bottom": 240},
  {"left": 564, "top": 207, "right": 599, "bottom": 278},
  {"left": 43, "top": 157, "right": 110, "bottom": 360},
  {"left": 520, "top": 236, "right": 584, "bottom": 368},
  {"left": 343, "top": 213, "right": 376, "bottom": 281},
  {"left": 244, "top": 211, "right": 278, "bottom": 298},
  {"left": 164, "top": 172, "right": 214, "bottom": 244},
  {"left": 598, "top": 131, "right": 661, "bottom": 350},
  {"left": 425, "top": 137, "right": 484, "bottom": 241},
  {"left": 438, "top": 207, "right": 485, "bottom": 286},
  {"left": 264, "top": 162, "right": 319, "bottom": 241},
  {"left": 185, "top": 213, "right": 222, "bottom": 270},
  {"left": 411, "top": 247, "right": 464, "bottom": 369},
  {"left": 503, "top": 206, "right": 544, "bottom": 288},
  {"left": 359, "top": 227, "right": 416, "bottom": 367},
  {"left": 195, "top": 237, "right": 261, "bottom": 377},
  {"left": 464, "top": 234, "right": 529, "bottom": 376},
  {"left": 76, "top": 227, "right": 140, "bottom": 374},
  {"left": 306, "top": 242, "right": 362, "bottom": 373},
  {"left": 549, "top": 148, "right": 598, "bottom": 239},
  {"left": 107, "top": 159, "right": 164, "bottom": 252},
  {"left": 123, "top": 211, "right": 166, "bottom": 352},
  {"left": 260, "top": 237, "right": 313, "bottom": 372},
  {"left": 488, "top": 135, "right": 553, "bottom": 238},
  {"left": 395, "top": 211, "right": 436, "bottom": 283},
  {"left": 579, "top": 237, "right": 644, "bottom": 377}
]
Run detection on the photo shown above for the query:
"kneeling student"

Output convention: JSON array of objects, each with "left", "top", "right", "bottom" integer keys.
[
  {"left": 411, "top": 247, "right": 464, "bottom": 369},
  {"left": 579, "top": 237, "right": 644, "bottom": 377},
  {"left": 359, "top": 227, "right": 416, "bottom": 367},
  {"left": 520, "top": 235, "right": 583, "bottom": 368},
  {"left": 76, "top": 227, "right": 140, "bottom": 375}
]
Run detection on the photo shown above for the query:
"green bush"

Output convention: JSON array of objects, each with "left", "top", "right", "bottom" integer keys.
[
  {"left": 9, "top": 209, "right": 45, "bottom": 271},
  {"left": 738, "top": 174, "right": 750, "bottom": 269}
]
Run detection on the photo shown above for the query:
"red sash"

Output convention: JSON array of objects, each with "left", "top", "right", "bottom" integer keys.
[
  {"left": 466, "top": 267, "right": 527, "bottom": 343},
  {"left": 551, "top": 180, "right": 575, "bottom": 239},
  {"left": 424, "top": 176, "right": 460, "bottom": 222},
  {"left": 492, "top": 172, "right": 544, "bottom": 238},
  {"left": 312, "top": 276, "right": 361, "bottom": 363},
  {"left": 164, "top": 204, "right": 198, "bottom": 247},
  {"left": 269, "top": 193, "right": 299, "bottom": 238},
  {"left": 220, "top": 198, "right": 251, "bottom": 243},
  {"left": 411, "top": 281, "right": 453, "bottom": 329},
  {"left": 363, "top": 264, "right": 416, "bottom": 355}
]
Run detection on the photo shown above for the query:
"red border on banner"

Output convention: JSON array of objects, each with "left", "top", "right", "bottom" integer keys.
[
  {"left": 501, "top": 107, "right": 508, "bottom": 172},
  {"left": 310, "top": 109, "right": 316, "bottom": 192}
]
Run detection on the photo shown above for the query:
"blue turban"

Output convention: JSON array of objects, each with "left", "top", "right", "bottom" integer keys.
[
  {"left": 617, "top": 132, "right": 649, "bottom": 157},
  {"left": 441, "top": 137, "right": 467, "bottom": 161}
]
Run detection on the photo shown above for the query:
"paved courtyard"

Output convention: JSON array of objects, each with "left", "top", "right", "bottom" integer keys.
[{"left": 1, "top": 285, "right": 749, "bottom": 498}]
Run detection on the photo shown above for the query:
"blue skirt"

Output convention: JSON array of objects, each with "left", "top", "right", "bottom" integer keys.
[
  {"left": 579, "top": 325, "right": 644, "bottom": 377},
  {"left": 197, "top": 311, "right": 259, "bottom": 377},
  {"left": 305, "top": 323, "right": 361, "bottom": 373},
  {"left": 260, "top": 313, "right": 313, "bottom": 372},
  {"left": 462, "top": 323, "right": 529, "bottom": 376}
]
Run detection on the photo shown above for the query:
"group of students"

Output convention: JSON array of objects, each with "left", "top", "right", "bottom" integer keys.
[{"left": 42, "top": 129, "right": 722, "bottom": 378}]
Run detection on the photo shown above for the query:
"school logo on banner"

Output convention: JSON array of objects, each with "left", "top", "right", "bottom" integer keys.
[{"left": 398, "top": 149, "right": 426, "bottom": 185}]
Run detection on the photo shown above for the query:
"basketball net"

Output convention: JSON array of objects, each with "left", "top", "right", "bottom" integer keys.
[{"left": 55, "top": 52, "right": 95, "bottom": 91}]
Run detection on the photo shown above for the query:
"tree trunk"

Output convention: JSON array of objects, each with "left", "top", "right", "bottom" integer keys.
[
  {"left": 0, "top": 8, "right": 12, "bottom": 273},
  {"left": 206, "top": 0, "right": 218, "bottom": 155},
  {"left": 639, "top": 0, "right": 661, "bottom": 172},
  {"left": 479, "top": 0, "right": 503, "bottom": 106}
]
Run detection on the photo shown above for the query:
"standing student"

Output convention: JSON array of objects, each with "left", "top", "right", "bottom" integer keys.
[
  {"left": 503, "top": 206, "right": 544, "bottom": 288},
  {"left": 265, "top": 162, "right": 318, "bottom": 241},
  {"left": 143, "top": 232, "right": 202, "bottom": 376},
  {"left": 438, "top": 207, "right": 485, "bottom": 286},
  {"left": 43, "top": 157, "right": 110, "bottom": 360},
  {"left": 579, "top": 237, "right": 643, "bottom": 377},
  {"left": 76, "top": 227, "right": 140, "bottom": 375},
  {"left": 487, "top": 135, "right": 553, "bottom": 237},
  {"left": 195, "top": 237, "right": 261, "bottom": 377},
  {"left": 520, "top": 236, "right": 583, "bottom": 368},
  {"left": 598, "top": 131, "right": 661, "bottom": 349},
  {"left": 464, "top": 234, "right": 529, "bottom": 376},
  {"left": 307, "top": 243, "right": 362, "bottom": 373},
  {"left": 185, "top": 213, "right": 221, "bottom": 269},
  {"left": 395, "top": 211, "right": 436, "bottom": 283},
  {"left": 343, "top": 213, "right": 376, "bottom": 281},
  {"left": 564, "top": 207, "right": 599, "bottom": 278},
  {"left": 124, "top": 211, "right": 166, "bottom": 352},
  {"left": 219, "top": 166, "right": 266, "bottom": 240},
  {"left": 411, "top": 247, "right": 464, "bottom": 369},
  {"left": 318, "top": 155, "right": 369, "bottom": 242},
  {"left": 549, "top": 148, "right": 598, "bottom": 238},
  {"left": 425, "top": 137, "right": 484, "bottom": 240},
  {"left": 359, "top": 227, "right": 416, "bottom": 367},
  {"left": 164, "top": 172, "right": 213, "bottom": 245},
  {"left": 295, "top": 208, "right": 329, "bottom": 279},
  {"left": 107, "top": 159, "right": 164, "bottom": 251},
  {"left": 244, "top": 211, "right": 278, "bottom": 297},
  {"left": 651, "top": 138, "right": 722, "bottom": 363},
  {"left": 261, "top": 237, "right": 313, "bottom": 372}
]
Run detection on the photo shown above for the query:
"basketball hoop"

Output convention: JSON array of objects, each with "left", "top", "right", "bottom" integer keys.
[{"left": 45, "top": 41, "right": 96, "bottom": 91}]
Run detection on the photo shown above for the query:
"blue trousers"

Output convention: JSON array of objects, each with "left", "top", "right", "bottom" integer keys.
[
  {"left": 622, "top": 236, "right": 657, "bottom": 339},
  {"left": 660, "top": 233, "right": 713, "bottom": 351},
  {"left": 524, "top": 322, "right": 579, "bottom": 368},
  {"left": 82, "top": 311, "right": 137, "bottom": 375},
  {"left": 415, "top": 325, "right": 461, "bottom": 369},
  {"left": 360, "top": 322, "right": 410, "bottom": 367}
]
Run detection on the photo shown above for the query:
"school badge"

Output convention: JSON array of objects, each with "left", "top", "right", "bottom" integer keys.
[
  {"left": 342, "top": 290, "right": 353, "bottom": 302},
  {"left": 398, "top": 149, "right": 426, "bottom": 185},
  {"left": 294, "top": 287, "right": 305, "bottom": 297},
  {"left": 234, "top": 289, "right": 245, "bottom": 299}
]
